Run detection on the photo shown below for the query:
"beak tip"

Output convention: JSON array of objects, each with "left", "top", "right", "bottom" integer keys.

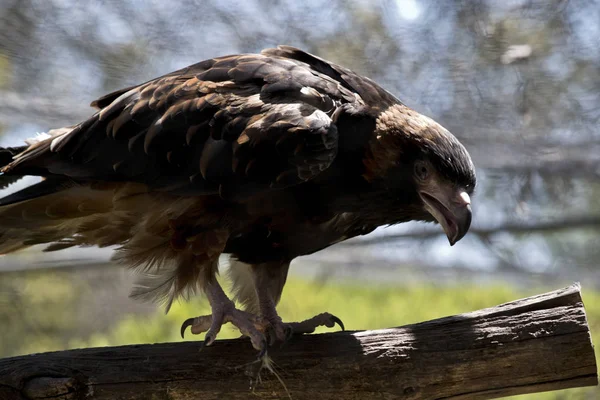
[{"left": 420, "top": 189, "right": 472, "bottom": 247}]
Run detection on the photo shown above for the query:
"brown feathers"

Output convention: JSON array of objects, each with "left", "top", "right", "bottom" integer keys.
[{"left": 0, "top": 182, "right": 231, "bottom": 309}]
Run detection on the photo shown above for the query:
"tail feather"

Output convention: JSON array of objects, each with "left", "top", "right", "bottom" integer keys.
[
  {"left": 0, "top": 146, "right": 27, "bottom": 166},
  {"left": 0, "top": 136, "right": 80, "bottom": 207},
  {"left": 0, "top": 185, "right": 118, "bottom": 255},
  {"left": 0, "top": 127, "right": 78, "bottom": 206},
  {"left": 0, "top": 146, "right": 27, "bottom": 189},
  {"left": 0, "top": 176, "right": 75, "bottom": 207}
]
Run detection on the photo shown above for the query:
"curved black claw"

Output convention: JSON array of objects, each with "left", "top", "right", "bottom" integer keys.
[
  {"left": 204, "top": 333, "right": 215, "bottom": 347},
  {"left": 331, "top": 315, "right": 345, "bottom": 331},
  {"left": 180, "top": 317, "right": 195, "bottom": 339}
]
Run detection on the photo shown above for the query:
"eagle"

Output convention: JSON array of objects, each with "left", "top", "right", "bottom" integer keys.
[{"left": 0, "top": 46, "right": 475, "bottom": 355}]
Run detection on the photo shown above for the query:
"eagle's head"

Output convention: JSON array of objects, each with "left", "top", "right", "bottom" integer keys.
[{"left": 365, "top": 104, "right": 476, "bottom": 245}]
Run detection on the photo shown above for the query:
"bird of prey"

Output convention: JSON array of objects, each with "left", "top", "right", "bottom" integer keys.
[{"left": 0, "top": 46, "right": 475, "bottom": 355}]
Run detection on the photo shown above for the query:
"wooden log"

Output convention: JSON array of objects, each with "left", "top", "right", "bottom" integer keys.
[{"left": 0, "top": 284, "right": 596, "bottom": 400}]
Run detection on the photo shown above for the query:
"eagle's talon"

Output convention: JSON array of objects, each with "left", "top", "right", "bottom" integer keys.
[
  {"left": 180, "top": 317, "right": 195, "bottom": 339},
  {"left": 283, "top": 312, "right": 345, "bottom": 335},
  {"left": 182, "top": 289, "right": 269, "bottom": 355},
  {"left": 331, "top": 315, "right": 345, "bottom": 331},
  {"left": 204, "top": 333, "right": 216, "bottom": 347}
]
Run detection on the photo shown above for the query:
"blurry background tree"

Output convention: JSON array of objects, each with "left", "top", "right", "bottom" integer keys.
[{"left": 1, "top": 0, "right": 599, "bottom": 398}]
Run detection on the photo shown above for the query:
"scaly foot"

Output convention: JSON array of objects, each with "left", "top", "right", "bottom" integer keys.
[
  {"left": 180, "top": 309, "right": 344, "bottom": 353},
  {"left": 180, "top": 301, "right": 269, "bottom": 357},
  {"left": 286, "top": 312, "right": 345, "bottom": 335},
  {"left": 258, "top": 311, "right": 345, "bottom": 344},
  {"left": 181, "top": 281, "right": 272, "bottom": 357}
]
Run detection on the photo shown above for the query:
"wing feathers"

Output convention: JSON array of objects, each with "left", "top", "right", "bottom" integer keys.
[{"left": 1, "top": 46, "right": 386, "bottom": 209}]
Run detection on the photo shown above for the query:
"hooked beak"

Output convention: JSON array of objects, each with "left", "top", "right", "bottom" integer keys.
[{"left": 419, "top": 189, "right": 472, "bottom": 246}]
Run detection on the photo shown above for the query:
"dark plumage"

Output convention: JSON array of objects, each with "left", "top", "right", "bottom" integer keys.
[{"left": 0, "top": 46, "right": 475, "bottom": 352}]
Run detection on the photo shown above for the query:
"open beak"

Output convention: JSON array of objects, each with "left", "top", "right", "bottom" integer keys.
[{"left": 419, "top": 189, "right": 472, "bottom": 246}]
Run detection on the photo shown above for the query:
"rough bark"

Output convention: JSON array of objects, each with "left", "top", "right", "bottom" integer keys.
[{"left": 0, "top": 284, "right": 596, "bottom": 400}]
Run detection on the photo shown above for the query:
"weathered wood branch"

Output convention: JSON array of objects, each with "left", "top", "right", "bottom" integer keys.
[{"left": 0, "top": 284, "right": 596, "bottom": 399}]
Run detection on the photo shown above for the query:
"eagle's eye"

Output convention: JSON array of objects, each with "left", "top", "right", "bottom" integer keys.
[{"left": 414, "top": 160, "right": 429, "bottom": 181}]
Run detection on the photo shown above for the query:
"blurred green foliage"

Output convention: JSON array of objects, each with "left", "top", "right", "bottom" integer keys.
[
  {"left": 72, "top": 278, "right": 521, "bottom": 346},
  {"left": 1, "top": 272, "right": 81, "bottom": 356},
  {"left": 2, "top": 271, "right": 597, "bottom": 399}
]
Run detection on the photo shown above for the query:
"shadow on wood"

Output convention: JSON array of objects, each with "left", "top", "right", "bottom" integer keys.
[{"left": 0, "top": 284, "right": 597, "bottom": 399}]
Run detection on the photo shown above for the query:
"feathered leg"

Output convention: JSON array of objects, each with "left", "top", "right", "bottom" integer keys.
[
  {"left": 230, "top": 259, "right": 344, "bottom": 344},
  {"left": 251, "top": 261, "right": 291, "bottom": 342}
]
